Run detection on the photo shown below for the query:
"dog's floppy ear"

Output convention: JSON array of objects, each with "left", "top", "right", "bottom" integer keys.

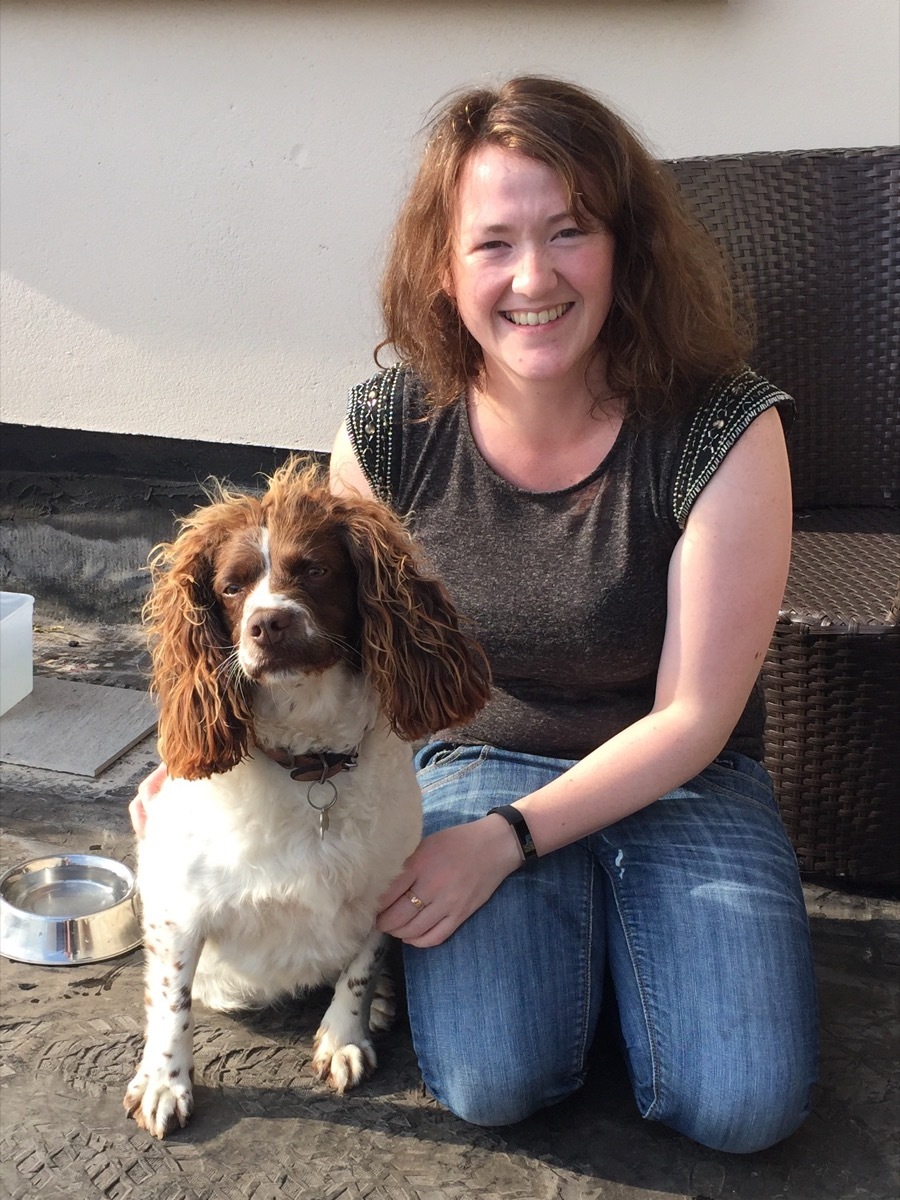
[
  {"left": 145, "top": 507, "right": 254, "bottom": 780},
  {"left": 337, "top": 499, "right": 491, "bottom": 741}
]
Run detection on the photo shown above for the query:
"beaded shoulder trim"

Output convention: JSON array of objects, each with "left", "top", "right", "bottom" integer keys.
[
  {"left": 345, "top": 364, "right": 408, "bottom": 505},
  {"left": 672, "top": 369, "right": 794, "bottom": 529}
]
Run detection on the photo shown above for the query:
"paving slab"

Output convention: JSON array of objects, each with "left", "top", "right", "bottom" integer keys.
[{"left": 0, "top": 676, "right": 157, "bottom": 776}]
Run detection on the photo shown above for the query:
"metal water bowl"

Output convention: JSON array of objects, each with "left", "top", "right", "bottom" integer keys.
[{"left": 0, "top": 854, "right": 142, "bottom": 965}]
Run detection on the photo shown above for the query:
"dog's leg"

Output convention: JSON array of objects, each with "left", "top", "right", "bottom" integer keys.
[
  {"left": 312, "top": 930, "right": 389, "bottom": 1092},
  {"left": 368, "top": 969, "right": 396, "bottom": 1032},
  {"left": 124, "top": 918, "right": 203, "bottom": 1139}
]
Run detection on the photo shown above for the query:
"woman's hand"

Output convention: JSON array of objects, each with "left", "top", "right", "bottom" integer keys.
[
  {"left": 376, "top": 814, "right": 524, "bottom": 948},
  {"left": 128, "top": 762, "right": 168, "bottom": 838}
]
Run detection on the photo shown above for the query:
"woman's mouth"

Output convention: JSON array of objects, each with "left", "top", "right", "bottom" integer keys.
[{"left": 501, "top": 302, "right": 574, "bottom": 327}]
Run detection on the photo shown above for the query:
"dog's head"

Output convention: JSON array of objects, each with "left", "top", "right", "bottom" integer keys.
[{"left": 145, "top": 458, "right": 491, "bottom": 779}]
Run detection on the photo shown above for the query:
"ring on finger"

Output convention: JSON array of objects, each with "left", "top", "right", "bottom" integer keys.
[{"left": 406, "top": 889, "right": 424, "bottom": 910}]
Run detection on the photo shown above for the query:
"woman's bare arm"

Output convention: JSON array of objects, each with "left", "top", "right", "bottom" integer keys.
[{"left": 329, "top": 421, "right": 376, "bottom": 499}]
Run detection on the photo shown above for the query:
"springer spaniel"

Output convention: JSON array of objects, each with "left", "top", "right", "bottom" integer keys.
[{"left": 124, "top": 459, "right": 489, "bottom": 1139}]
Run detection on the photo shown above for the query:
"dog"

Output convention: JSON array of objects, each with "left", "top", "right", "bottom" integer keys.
[{"left": 123, "top": 459, "right": 490, "bottom": 1139}]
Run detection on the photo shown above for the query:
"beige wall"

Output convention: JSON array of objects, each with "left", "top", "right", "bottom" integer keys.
[{"left": 2, "top": 0, "right": 898, "bottom": 451}]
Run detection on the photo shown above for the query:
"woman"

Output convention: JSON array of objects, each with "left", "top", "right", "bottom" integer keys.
[
  {"left": 329, "top": 76, "right": 817, "bottom": 1150},
  {"left": 135, "top": 76, "right": 817, "bottom": 1150}
]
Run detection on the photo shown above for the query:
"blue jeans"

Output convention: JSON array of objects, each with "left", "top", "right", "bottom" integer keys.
[{"left": 403, "top": 743, "right": 818, "bottom": 1152}]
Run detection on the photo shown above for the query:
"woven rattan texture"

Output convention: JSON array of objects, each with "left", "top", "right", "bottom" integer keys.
[
  {"left": 669, "top": 149, "right": 900, "bottom": 510},
  {"left": 671, "top": 149, "right": 899, "bottom": 883},
  {"left": 784, "top": 508, "right": 900, "bottom": 629},
  {"left": 763, "top": 626, "right": 900, "bottom": 881}
]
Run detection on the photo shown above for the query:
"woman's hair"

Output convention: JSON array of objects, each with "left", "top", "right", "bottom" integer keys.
[{"left": 378, "top": 75, "right": 753, "bottom": 420}]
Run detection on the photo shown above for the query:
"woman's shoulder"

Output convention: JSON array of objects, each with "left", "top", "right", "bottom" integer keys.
[
  {"left": 689, "top": 366, "right": 795, "bottom": 431},
  {"left": 347, "top": 363, "right": 430, "bottom": 423},
  {"left": 671, "top": 367, "right": 795, "bottom": 528},
  {"left": 345, "top": 364, "right": 432, "bottom": 504}
]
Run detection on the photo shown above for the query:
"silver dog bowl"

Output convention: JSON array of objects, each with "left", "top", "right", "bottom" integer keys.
[{"left": 0, "top": 854, "right": 142, "bottom": 966}]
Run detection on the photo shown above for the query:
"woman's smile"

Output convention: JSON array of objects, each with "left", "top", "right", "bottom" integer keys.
[{"left": 501, "top": 302, "right": 575, "bottom": 326}]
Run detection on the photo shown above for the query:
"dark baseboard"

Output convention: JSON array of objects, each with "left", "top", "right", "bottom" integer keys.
[{"left": 0, "top": 422, "right": 318, "bottom": 486}]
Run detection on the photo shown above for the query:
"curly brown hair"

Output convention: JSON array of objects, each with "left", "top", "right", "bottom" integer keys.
[{"left": 378, "top": 75, "right": 753, "bottom": 420}]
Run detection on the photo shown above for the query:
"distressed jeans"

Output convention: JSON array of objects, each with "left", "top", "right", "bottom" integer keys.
[{"left": 403, "top": 743, "right": 818, "bottom": 1152}]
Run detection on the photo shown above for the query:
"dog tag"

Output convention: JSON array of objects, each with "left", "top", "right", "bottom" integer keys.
[{"left": 308, "top": 776, "right": 338, "bottom": 840}]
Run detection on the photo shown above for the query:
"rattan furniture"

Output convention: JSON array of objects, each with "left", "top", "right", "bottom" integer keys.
[{"left": 669, "top": 148, "right": 899, "bottom": 884}]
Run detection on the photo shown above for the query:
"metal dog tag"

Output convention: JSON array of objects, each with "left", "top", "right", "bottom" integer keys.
[{"left": 308, "top": 776, "right": 338, "bottom": 840}]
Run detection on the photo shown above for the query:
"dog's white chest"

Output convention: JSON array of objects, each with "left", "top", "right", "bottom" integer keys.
[{"left": 138, "top": 733, "right": 420, "bottom": 921}]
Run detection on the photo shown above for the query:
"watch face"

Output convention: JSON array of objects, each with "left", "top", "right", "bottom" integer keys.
[
  {"left": 489, "top": 805, "right": 538, "bottom": 859},
  {"left": 508, "top": 809, "right": 536, "bottom": 857}
]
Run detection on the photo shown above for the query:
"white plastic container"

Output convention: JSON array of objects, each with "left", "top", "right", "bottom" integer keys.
[{"left": 0, "top": 592, "right": 35, "bottom": 716}]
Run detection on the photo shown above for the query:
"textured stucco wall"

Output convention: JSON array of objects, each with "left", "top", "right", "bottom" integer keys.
[{"left": 2, "top": 0, "right": 898, "bottom": 450}]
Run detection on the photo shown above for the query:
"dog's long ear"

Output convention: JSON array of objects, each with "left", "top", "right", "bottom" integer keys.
[
  {"left": 144, "top": 511, "right": 253, "bottom": 780},
  {"left": 338, "top": 500, "right": 491, "bottom": 741}
]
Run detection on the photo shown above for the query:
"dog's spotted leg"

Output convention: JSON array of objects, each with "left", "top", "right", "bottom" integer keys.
[
  {"left": 368, "top": 969, "right": 396, "bottom": 1032},
  {"left": 124, "top": 918, "right": 203, "bottom": 1139},
  {"left": 312, "top": 931, "right": 389, "bottom": 1092}
]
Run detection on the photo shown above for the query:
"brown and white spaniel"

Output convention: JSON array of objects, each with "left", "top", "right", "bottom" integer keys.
[{"left": 124, "top": 459, "right": 490, "bottom": 1139}]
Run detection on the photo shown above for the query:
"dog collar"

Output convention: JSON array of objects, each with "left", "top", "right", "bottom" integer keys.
[
  {"left": 257, "top": 746, "right": 359, "bottom": 783},
  {"left": 256, "top": 745, "right": 359, "bottom": 840}
]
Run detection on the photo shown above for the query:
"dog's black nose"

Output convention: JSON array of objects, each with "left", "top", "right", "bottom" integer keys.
[{"left": 247, "top": 608, "right": 294, "bottom": 646}]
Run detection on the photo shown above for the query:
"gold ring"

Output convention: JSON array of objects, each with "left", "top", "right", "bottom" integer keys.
[{"left": 406, "top": 890, "right": 424, "bottom": 910}]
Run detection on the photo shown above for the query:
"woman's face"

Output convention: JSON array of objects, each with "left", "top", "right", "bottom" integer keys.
[{"left": 447, "top": 144, "right": 616, "bottom": 397}]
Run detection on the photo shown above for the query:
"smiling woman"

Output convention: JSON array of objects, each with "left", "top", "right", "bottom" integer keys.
[{"left": 326, "top": 74, "right": 817, "bottom": 1151}]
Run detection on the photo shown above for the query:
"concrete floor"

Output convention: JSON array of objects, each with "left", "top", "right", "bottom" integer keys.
[{"left": 1, "top": 623, "right": 898, "bottom": 1200}]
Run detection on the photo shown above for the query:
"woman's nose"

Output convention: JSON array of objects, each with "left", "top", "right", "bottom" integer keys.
[{"left": 512, "top": 246, "right": 556, "bottom": 296}]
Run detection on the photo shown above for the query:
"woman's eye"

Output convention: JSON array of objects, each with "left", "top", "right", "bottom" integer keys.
[{"left": 555, "top": 226, "right": 584, "bottom": 239}]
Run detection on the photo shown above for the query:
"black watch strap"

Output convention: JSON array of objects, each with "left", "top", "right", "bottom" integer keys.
[{"left": 487, "top": 804, "right": 538, "bottom": 860}]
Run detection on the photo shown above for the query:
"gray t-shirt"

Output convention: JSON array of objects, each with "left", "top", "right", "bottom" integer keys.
[{"left": 347, "top": 364, "right": 793, "bottom": 761}]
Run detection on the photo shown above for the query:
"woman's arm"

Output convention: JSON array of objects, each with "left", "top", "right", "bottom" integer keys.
[
  {"left": 329, "top": 421, "right": 376, "bottom": 499},
  {"left": 515, "top": 404, "right": 792, "bottom": 851},
  {"left": 378, "top": 406, "right": 792, "bottom": 945}
]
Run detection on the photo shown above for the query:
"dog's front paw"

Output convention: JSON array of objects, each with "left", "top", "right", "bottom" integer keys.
[
  {"left": 312, "top": 1025, "right": 376, "bottom": 1093},
  {"left": 124, "top": 1067, "right": 194, "bottom": 1139}
]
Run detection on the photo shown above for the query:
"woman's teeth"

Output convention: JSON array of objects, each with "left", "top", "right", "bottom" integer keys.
[{"left": 503, "top": 303, "right": 571, "bottom": 326}]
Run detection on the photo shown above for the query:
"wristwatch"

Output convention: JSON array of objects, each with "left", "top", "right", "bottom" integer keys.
[{"left": 487, "top": 804, "right": 538, "bottom": 861}]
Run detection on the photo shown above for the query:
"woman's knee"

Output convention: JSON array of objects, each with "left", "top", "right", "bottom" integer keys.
[
  {"left": 405, "top": 939, "right": 594, "bottom": 1128},
  {"left": 654, "top": 1074, "right": 815, "bottom": 1154},
  {"left": 421, "top": 1054, "right": 580, "bottom": 1127},
  {"left": 401, "top": 799, "right": 603, "bottom": 1128}
]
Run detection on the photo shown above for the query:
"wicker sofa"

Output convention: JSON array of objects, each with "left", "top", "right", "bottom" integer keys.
[{"left": 668, "top": 148, "right": 899, "bottom": 885}]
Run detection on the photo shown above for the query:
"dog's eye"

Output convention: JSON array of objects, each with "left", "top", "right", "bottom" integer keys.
[
  {"left": 221, "top": 583, "right": 243, "bottom": 596},
  {"left": 305, "top": 565, "right": 329, "bottom": 580}
]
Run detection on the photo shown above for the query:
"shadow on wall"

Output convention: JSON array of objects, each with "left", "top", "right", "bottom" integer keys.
[{"left": 0, "top": 423, "right": 318, "bottom": 624}]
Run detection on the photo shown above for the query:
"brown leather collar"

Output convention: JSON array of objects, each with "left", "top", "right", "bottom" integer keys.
[{"left": 257, "top": 745, "right": 359, "bottom": 783}]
